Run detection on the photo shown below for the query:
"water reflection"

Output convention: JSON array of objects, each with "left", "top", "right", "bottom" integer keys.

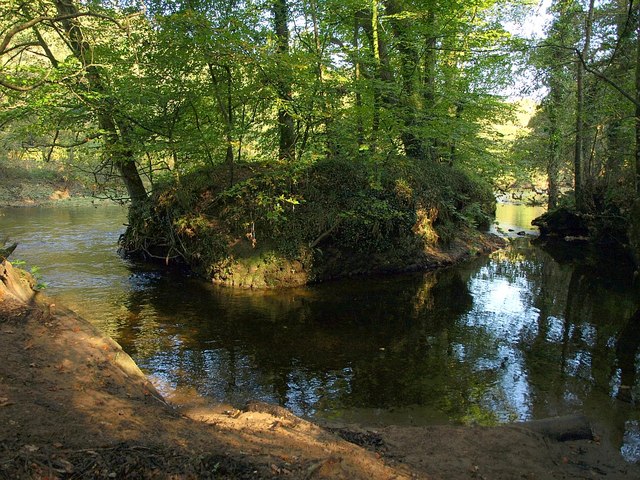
[
  {"left": 0, "top": 204, "right": 131, "bottom": 328},
  {"left": 109, "top": 240, "right": 639, "bottom": 434},
  {"left": 113, "top": 269, "right": 480, "bottom": 419},
  {"left": 1, "top": 204, "right": 639, "bottom": 461}
]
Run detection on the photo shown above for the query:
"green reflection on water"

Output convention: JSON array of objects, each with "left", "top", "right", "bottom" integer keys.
[{"left": 496, "top": 203, "right": 546, "bottom": 228}]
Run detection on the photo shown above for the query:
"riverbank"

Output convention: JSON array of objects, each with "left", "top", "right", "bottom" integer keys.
[
  {"left": 0, "top": 161, "right": 92, "bottom": 207},
  {"left": 2, "top": 259, "right": 639, "bottom": 479}
]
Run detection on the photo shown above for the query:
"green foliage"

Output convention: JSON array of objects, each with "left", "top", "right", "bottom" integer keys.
[
  {"left": 9, "top": 259, "right": 47, "bottom": 290},
  {"left": 518, "top": 0, "right": 639, "bottom": 230},
  {"left": 2, "top": 0, "right": 535, "bottom": 277},
  {"left": 1, "top": 0, "right": 533, "bottom": 205}
]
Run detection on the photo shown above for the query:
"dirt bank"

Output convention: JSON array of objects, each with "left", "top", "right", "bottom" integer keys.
[{"left": 1, "top": 259, "right": 639, "bottom": 479}]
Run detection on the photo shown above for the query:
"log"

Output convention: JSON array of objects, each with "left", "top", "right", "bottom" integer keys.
[
  {"left": 517, "top": 414, "right": 593, "bottom": 442},
  {"left": 0, "top": 242, "right": 17, "bottom": 261}
]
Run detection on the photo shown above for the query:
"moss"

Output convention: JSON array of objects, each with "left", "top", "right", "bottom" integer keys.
[{"left": 120, "top": 155, "right": 497, "bottom": 287}]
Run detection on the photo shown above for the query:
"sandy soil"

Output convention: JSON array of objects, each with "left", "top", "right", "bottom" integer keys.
[{"left": 2, "top": 259, "right": 639, "bottom": 479}]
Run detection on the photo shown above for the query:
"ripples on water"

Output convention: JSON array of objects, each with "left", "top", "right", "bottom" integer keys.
[{"left": 2, "top": 202, "right": 639, "bottom": 461}]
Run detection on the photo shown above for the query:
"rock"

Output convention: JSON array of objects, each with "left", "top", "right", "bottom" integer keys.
[
  {"left": 518, "top": 414, "right": 593, "bottom": 442},
  {"left": 1, "top": 260, "right": 37, "bottom": 304},
  {"left": 532, "top": 208, "right": 589, "bottom": 238}
]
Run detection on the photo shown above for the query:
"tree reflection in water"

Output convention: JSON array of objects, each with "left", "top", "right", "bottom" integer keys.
[{"left": 111, "top": 238, "right": 639, "bottom": 461}]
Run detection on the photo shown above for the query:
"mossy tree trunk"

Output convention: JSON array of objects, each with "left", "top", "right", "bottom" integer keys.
[
  {"left": 422, "top": 9, "right": 437, "bottom": 162},
  {"left": 385, "top": 0, "right": 427, "bottom": 161}
]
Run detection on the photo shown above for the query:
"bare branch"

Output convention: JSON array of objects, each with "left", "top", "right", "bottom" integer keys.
[
  {"left": 539, "top": 41, "right": 640, "bottom": 109},
  {"left": 33, "top": 26, "right": 58, "bottom": 67},
  {"left": 28, "top": 135, "right": 98, "bottom": 150},
  {"left": 1, "top": 40, "right": 40, "bottom": 57}
]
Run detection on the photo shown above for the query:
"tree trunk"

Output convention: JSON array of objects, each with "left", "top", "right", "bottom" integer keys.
[
  {"left": 207, "top": 63, "right": 235, "bottom": 185},
  {"left": 109, "top": 120, "right": 147, "bottom": 204},
  {"left": 360, "top": 2, "right": 394, "bottom": 153},
  {"left": 53, "top": 0, "right": 146, "bottom": 206},
  {"left": 575, "top": 49, "right": 585, "bottom": 210},
  {"left": 370, "top": 0, "right": 382, "bottom": 150},
  {"left": 273, "top": 0, "right": 296, "bottom": 162},
  {"left": 448, "top": 101, "right": 463, "bottom": 165},
  {"left": 353, "top": 15, "right": 365, "bottom": 148},
  {"left": 635, "top": 3, "right": 640, "bottom": 195},
  {"left": 574, "top": 0, "right": 595, "bottom": 212},
  {"left": 547, "top": 65, "right": 563, "bottom": 210},
  {"left": 547, "top": 125, "right": 560, "bottom": 210},
  {"left": 385, "top": 0, "right": 427, "bottom": 160},
  {"left": 423, "top": 10, "right": 437, "bottom": 161},
  {"left": 604, "top": 0, "right": 632, "bottom": 191}
]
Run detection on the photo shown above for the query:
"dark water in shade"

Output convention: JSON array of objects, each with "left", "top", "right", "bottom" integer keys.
[{"left": 2, "top": 202, "right": 640, "bottom": 462}]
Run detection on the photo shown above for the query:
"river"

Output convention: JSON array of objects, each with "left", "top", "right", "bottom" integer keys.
[{"left": 1, "top": 202, "right": 639, "bottom": 461}]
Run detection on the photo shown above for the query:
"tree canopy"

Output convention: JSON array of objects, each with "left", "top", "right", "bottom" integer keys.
[
  {"left": 2, "top": 0, "right": 640, "bottom": 269},
  {"left": 0, "top": 0, "right": 528, "bottom": 189}
]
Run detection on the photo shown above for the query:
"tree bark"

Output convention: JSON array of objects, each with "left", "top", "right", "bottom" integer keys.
[
  {"left": 359, "top": 2, "right": 394, "bottom": 153},
  {"left": 207, "top": 63, "right": 235, "bottom": 184},
  {"left": 547, "top": 60, "right": 563, "bottom": 210},
  {"left": 109, "top": 119, "right": 148, "bottom": 204},
  {"left": 385, "top": 0, "right": 427, "bottom": 160},
  {"left": 370, "top": 1, "right": 382, "bottom": 149},
  {"left": 353, "top": 14, "right": 365, "bottom": 148},
  {"left": 423, "top": 9, "right": 437, "bottom": 161}
]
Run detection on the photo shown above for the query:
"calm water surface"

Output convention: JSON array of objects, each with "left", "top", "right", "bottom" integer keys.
[{"left": 2, "top": 202, "right": 639, "bottom": 461}]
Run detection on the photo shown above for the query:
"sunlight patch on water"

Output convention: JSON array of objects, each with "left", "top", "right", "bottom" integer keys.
[
  {"left": 545, "top": 316, "right": 564, "bottom": 343},
  {"left": 477, "top": 277, "right": 525, "bottom": 316},
  {"left": 622, "top": 421, "right": 640, "bottom": 463}
]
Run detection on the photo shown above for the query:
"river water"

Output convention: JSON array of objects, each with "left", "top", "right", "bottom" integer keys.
[{"left": 2, "top": 203, "right": 639, "bottom": 461}]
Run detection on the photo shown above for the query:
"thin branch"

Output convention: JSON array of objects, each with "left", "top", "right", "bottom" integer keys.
[
  {"left": 0, "top": 74, "right": 47, "bottom": 91},
  {"left": 45, "top": 129, "right": 59, "bottom": 162},
  {"left": 540, "top": 41, "right": 640, "bottom": 109},
  {"left": 1, "top": 12, "right": 122, "bottom": 56},
  {"left": 575, "top": 48, "right": 640, "bottom": 109},
  {"left": 1, "top": 40, "right": 40, "bottom": 56},
  {"left": 600, "top": 0, "right": 635, "bottom": 73},
  {"left": 30, "top": 136, "right": 98, "bottom": 150},
  {"left": 33, "top": 26, "right": 58, "bottom": 67}
]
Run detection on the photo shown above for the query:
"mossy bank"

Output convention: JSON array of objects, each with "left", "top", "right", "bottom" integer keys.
[{"left": 120, "top": 156, "right": 503, "bottom": 288}]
